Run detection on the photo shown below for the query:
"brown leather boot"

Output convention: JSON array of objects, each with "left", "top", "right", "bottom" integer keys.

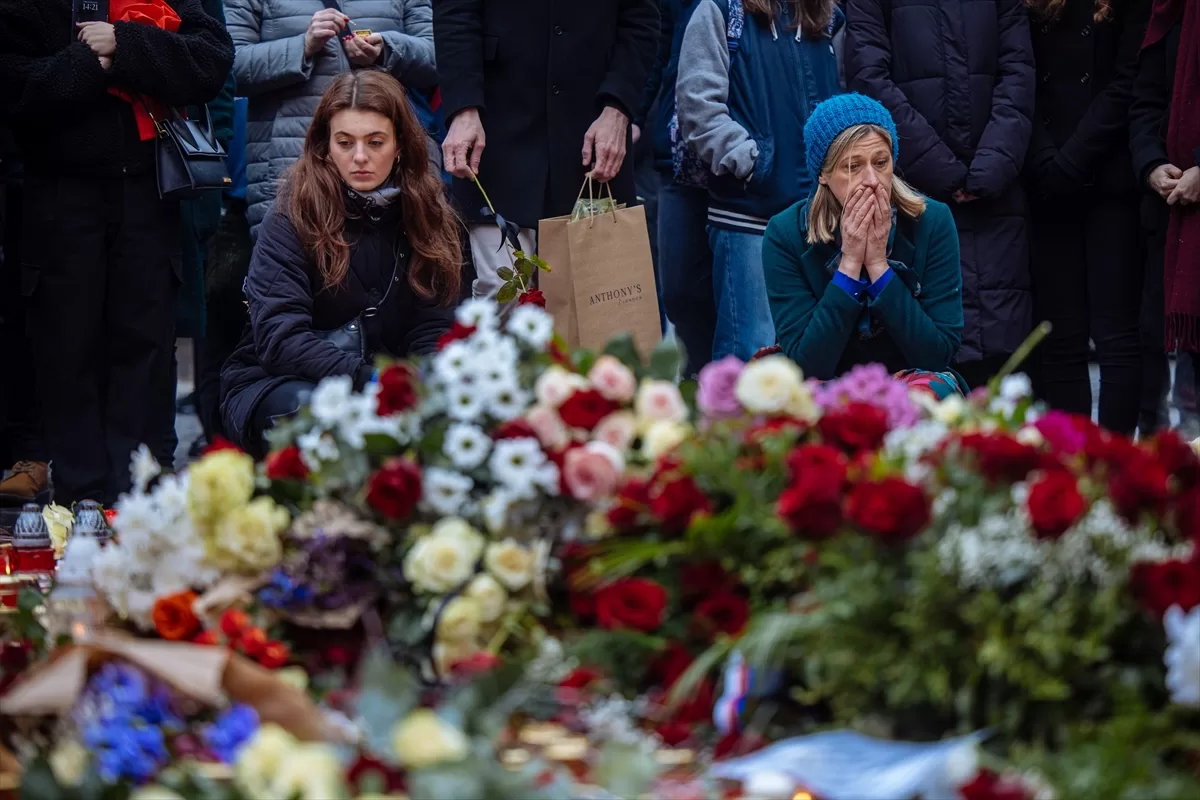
[{"left": 0, "top": 461, "right": 51, "bottom": 506}]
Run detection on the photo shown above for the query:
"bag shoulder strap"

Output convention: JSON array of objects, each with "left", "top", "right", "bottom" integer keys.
[
  {"left": 363, "top": 239, "right": 406, "bottom": 316},
  {"left": 727, "top": 0, "right": 744, "bottom": 64}
]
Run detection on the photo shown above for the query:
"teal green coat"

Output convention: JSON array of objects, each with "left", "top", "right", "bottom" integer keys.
[{"left": 763, "top": 198, "right": 964, "bottom": 380}]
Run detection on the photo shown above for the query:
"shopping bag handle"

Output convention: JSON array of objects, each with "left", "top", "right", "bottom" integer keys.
[{"left": 571, "top": 173, "right": 619, "bottom": 227}]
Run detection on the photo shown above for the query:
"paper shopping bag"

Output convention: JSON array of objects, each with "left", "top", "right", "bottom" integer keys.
[{"left": 538, "top": 189, "right": 661, "bottom": 357}]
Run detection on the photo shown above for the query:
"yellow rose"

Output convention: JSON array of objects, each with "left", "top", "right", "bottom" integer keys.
[
  {"left": 436, "top": 595, "right": 482, "bottom": 644},
  {"left": 642, "top": 420, "right": 691, "bottom": 461},
  {"left": 42, "top": 503, "right": 74, "bottom": 559},
  {"left": 484, "top": 539, "right": 535, "bottom": 591},
  {"left": 464, "top": 573, "right": 508, "bottom": 623},
  {"left": 271, "top": 743, "right": 345, "bottom": 800},
  {"left": 234, "top": 724, "right": 297, "bottom": 798},
  {"left": 49, "top": 741, "right": 88, "bottom": 787},
  {"left": 391, "top": 709, "right": 470, "bottom": 769},
  {"left": 206, "top": 497, "right": 288, "bottom": 573},
  {"left": 188, "top": 449, "right": 256, "bottom": 524}
]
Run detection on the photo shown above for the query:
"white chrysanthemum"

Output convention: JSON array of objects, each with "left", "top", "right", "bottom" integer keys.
[
  {"left": 734, "top": 356, "right": 805, "bottom": 415},
  {"left": 1000, "top": 373, "right": 1033, "bottom": 401},
  {"left": 309, "top": 375, "right": 354, "bottom": 427},
  {"left": 130, "top": 444, "right": 162, "bottom": 493},
  {"left": 486, "top": 381, "right": 531, "bottom": 422},
  {"left": 111, "top": 491, "right": 162, "bottom": 560},
  {"left": 506, "top": 305, "right": 554, "bottom": 349},
  {"left": 445, "top": 384, "right": 487, "bottom": 422},
  {"left": 434, "top": 341, "right": 475, "bottom": 384},
  {"left": 468, "top": 330, "right": 519, "bottom": 369},
  {"left": 489, "top": 437, "right": 549, "bottom": 493},
  {"left": 297, "top": 427, "right": 339, "bottom": 471},
  {"left": 481, "top": 489, "right": 515, "bottom": 534},
  {"left": 1164, "top": 605, "right": 1200, "bottom": 707},
  {"left": 444, "top": 423, "right": 491, "bottom": 470},
  {"left": 423, "top": 468, "right": 475, "bottom": 517},
  {"left": 456, "top": 297, "right": 500, "bottom": 331}
]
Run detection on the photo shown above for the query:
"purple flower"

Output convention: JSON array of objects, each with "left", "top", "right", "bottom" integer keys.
[
  {"left": 813, "top": 363, "right": 919, "bottom": 429},
  {"left": 697, "top": 356, "right": 745, "bottom": 418}
]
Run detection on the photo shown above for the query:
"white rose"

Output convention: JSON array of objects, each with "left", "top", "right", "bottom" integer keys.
[
  {"left": 436, "top": 595, "right": 483, "bottom": 644},
  {"left": 403, "top": 519, "right": 485, "bottom": 594},
  {"left": 932, "top": 394, "right": 967, "bottom": 425},
  {"left": 784, "top": 383, "right": 819, "bottom": 424},
  {"left": 484, "top": 539, "right": 536, "bottom": 591},
  {"left": 430, "top": 517, "right": 486, "bottom": 561},
  {"left": 734, "top": 356, "right": 805, "bottom": 415},
  {"left": 465, "top": 573, "right": 508, "bottom": 623},
  {"left": 271, "top": 744, "right": 345, "bottom": 800},
  {"left": 535, "top": 366, "right": 588, "bottom": 408},
  {"left": 642, "top": 420, "right": 691, "bottom": 460},
  {"left": 634, "top": 379, "right": 689, "bottom": 425},
  {"left": 391, "top": 709, "right": 470, "bottom": 769}
]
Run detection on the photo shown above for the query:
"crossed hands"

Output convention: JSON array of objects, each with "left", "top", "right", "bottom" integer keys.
[
  {"left": 77, "top": 21, "right": 115, "bottom": 70},
  {"left": 839, "top": 183, "right": 892, "bottom": 283},
  {"left": 1150, "top": 164, "right": 1200, "bottom": 207}
]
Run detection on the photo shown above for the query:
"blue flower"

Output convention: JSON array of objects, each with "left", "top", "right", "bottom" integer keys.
[{"left": 202, "top": 704, "right": 260, "bottom": 764}]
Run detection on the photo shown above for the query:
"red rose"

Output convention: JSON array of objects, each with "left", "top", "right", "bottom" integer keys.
[
  {"left": 693, "top": 591, "right": 749, "bottom": 639},
  {"left": 779, "top": 444, "right": 847, "bottom": 539},
  {"left": 958, "top": 433, "right": 1042, "bottom": 483},
  {"left": 594, "top": 578, "right": 669, "bottom": 632},
  {"left": 847, "top": 477, "right": 930, "bottom": 544},
  {"left": 376, "top": 363, "right": 419, "bottom": 416},
  {"left": 264, "top": 446, "right": 309, "bottom": 482},
  {"left": 651, "top": 643, "right": 695, "bottom": 688},
  {"left": 1173, "top": 488, "right": 1200, "bottom": 546},
  {"left": 817, "top": 402, "right": 890, "bottom": 454},
  {"left": 1026, "top": 471, "right": 1086, "bottom": 540},
  {"left": 958, "top": 769, "right": 1033, "bottom": 800},
  {"left": 1109, "top": 452, "right": 1170, "bottom": 523},
  {"left": 558, "top": 388, "right": 620, "bottom": 431},
  {"left": 655, "top": 720, "right": 694, "bottom": 747},
  {"left": 1152, "top": 431, "right": 1199, "bottom": 489},
  {"left": 366, "top": 457, "right": 422, "bottom": 519},
  {"left": 346, "top": 755, "right": 407, "bottom": 795},
  {"left": 569, "top": 590, "right": 596, "bottom": 621},
  {"left": 436, "top": 321, "right": 476, "bottom": 351},
  {"left": 680, "top": 561, "right": 735, "bottom": 605},
  {"left": 560, "top": 542, "right": 599, "bottom": 621},
  {"left": 559, "top": 666, "right": 604, "bottom": 691},
  {"left": 650, "top": 475, "right": 712, "bottom": 534},
  {"left": 606, "top": 478, "right": 652, "bottom": 531},
  {"left": 1130, "top": 559, "right": 1200, "bottom": 618},
  {"left": 518, "top": 289, "right": 547, "bottom": 307},
  {"left": 1083, "top": 428, "right": 1140, "bottom": 470},
  {"left": 202, "top": 436, "right": 243, "bottom": 455},
  {"left": 492, "top": 418, "right": 539, "bottom": 441}
]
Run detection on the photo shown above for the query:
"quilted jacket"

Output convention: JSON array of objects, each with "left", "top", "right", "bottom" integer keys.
[{"left": 226, "top": 0, "right": 437, "bottom": 231}]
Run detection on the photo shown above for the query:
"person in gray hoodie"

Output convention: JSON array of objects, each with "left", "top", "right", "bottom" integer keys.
[
  {"left": 678, "top": 0, "right": 843, "bottom": 362},
  {"left": 226, "top": 0, "right": 437, "bottom": 234}
]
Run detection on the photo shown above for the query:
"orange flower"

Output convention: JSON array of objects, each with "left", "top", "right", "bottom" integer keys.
[{"left": 152, "top": 591, "right": 200, "bottom": 641}]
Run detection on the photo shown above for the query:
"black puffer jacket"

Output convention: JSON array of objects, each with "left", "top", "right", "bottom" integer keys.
[
  {"left": 845, "top": 0, "right": 1037, "bottom": 362},
  {"left": 0, "top": 0, "right": 233, "bottom": 178},
  {"left": 220, "top": 197, "right": 460, "bottom": 446}
]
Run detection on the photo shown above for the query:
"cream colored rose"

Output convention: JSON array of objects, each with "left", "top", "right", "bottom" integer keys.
[
  {"left": 642, "top": 420, "right": 691, "bottom": 460},
  {"left": 437, "top": 595, "right": 482, "bottom": 644},
  {"left": 465, "top": 573, "right": 508, "bottom": 623},
  {"left": 271, "top": 743, "right": 345, "bottom": 799},
  {"left": 783, "top": 383, "right": 819, "bottom": 424},
  {"left": 187, "top": 449, "right": 255, "bottom": 524},
  {"left": 403, "top": 518, "right": 485, "bottom": 594},
  {"left": 484, "top": 539, "right": 535, "bottom": 591},
  {"left": 391, "top": 709, "right": 470, "bottom": 769},
  {"left": 42, "top": 503, "right": 74, "bottom": 560},
  {"left": 234, "top": 724, "right": 297, "bottom": 799},
  {"left": 734, "top": 356, "right": 805, "bottom": 415},
  {"left": 635, "top": 379, "right": 689, "bottom": 425},
  {"left": 205, "top": 497, "right": 288, "bottom": 573},
  {"left": 593, "top": 410, "right": 637, "bottom": 452}
]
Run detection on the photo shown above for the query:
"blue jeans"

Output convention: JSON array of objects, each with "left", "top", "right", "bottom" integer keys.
[
  {"left": 658, "top": 183, "right": 717, "bottom": 375},
  {"left": 709, "top": 226, "right": 775, "bottom": 361}
]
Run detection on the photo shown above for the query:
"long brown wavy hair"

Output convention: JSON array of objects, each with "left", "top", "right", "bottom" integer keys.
[
  {"left": 743, "top": 0, "right": 836, "bottom": 37},
  {"left": 1025, "top": 0, "right": 1113, "bottom": 23},
  {"left": 283, "top": 70, "right": 461, "bottom": 303}
]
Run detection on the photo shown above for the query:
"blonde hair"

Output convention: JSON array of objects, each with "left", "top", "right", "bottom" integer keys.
[{"left": 806, "top": 124, "right": 926, "bottom": 245}]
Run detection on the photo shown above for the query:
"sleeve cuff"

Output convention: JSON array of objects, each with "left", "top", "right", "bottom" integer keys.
[
  {"left": 866, "top": 268, "right": 894, "bottom": 300},
  {"left": 832, "top": 270, "right": 869, "bottom": 301}
]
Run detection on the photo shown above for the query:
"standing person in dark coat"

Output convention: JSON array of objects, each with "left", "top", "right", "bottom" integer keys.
[
  {"left": 0, "top": 0, "right": 233, "bottom": 505},
  {"left": 844, "top": 0, "right": 1036, "bottom": 389},
  {"left": 1025, "top": 0, "right": 1150, "bottom": 436},
  {"left": 220, "top": 71, "right": 464, "bottom": 453},
  {"left": 434, "top": 0, "right": 659, "bottom": 299}
]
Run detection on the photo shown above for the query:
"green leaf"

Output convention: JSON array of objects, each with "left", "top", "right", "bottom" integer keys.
[
  {"left": 495, "top": 282, "right": 518, "bottom": 304},
  {"left": 515, "top": 257, "right": 536, "bottom": 280},
  {"left": 496, "top": 266, "right": 514, "bottom": 281},
  {"left": 530, "top": 253, "right": 552, "bottom": 272},
  {"left": 648, "top": 338, "right": 684, "bottom": 381},
  {"left": 363, "top": 432, "right": 402, "bottom": 458},
  {"left": 601, "top": 333, "right": 642, "bottom": 373}
]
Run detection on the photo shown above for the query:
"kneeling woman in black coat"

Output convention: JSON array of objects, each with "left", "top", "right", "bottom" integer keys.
[{"left": 221, "top": 70, "right": 463, "bottom": 452}]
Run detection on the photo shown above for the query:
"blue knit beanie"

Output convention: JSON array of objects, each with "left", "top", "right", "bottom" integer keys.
[{"left": 804, "top": 93, "right": 899, "bottom": 183}]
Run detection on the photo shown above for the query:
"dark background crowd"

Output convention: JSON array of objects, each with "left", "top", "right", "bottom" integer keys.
[{"left": 0, "top": 0, "right": 1197, "bottom": 510}]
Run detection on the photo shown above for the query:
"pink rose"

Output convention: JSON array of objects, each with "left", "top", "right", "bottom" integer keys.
[
  {"left": 593, "top": 411, "right": 638, "bottom": 452},
  {"left": 526, "top": 404, "right": 570, "bottom": 451},
  {"left": 587, "top": 356, "right": 638, "bottom": 404},
  {"left": 563, "top": 441, "right": 625, "bottom": 503},
  {"left": 696, "top": 356, "right": 745, "bottom": 419},
  {"left": 634, "top": 379, "right": 689, "bottom": 424}
]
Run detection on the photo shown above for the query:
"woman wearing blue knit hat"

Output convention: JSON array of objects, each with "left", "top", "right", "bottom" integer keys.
[{"left": 761, "top": 93, "right": 967, "bottom": 394}]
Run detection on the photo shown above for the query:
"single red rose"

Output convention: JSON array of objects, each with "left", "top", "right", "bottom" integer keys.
[
  {"left": 1109, "top": 453, "right": 1170, "bottom": 523},
  {"left": 366, "top": 457, "right": 422, "bottom": 520},
  {"left": 606, "top": 478, "right": 652, "bottom": 531},
  {"left": 1026, "top": 470, "right": 1086, "bottom": 540},
  {"left": 346, "top": 754, "right": 407, "bottom": 794},
  {"left": 219, "top": 609, "right": 250, "bottom": 638},
  {"left": 1083, "top": 428, "right": 1140, "bottom": 471},
  {"left": 264, "top": 446, "right": 309, "bottom": 482},
  {"left": 450, "top": 651, "right": 502, "bottom": 679},
  {"left": 594, "top": 578, "right": 669, "bottom": 633},
  {"left": 559, "top": 666, "right": 604, "bottom": 691},
  {"left": 1173, "top": 487, "right": 1200, "bottom": 545},
  {"left": 679, "top": 561, "right": 735, "bottom": 605},
  {"left": 713, "top": 731, "right": 769, "bottom": 760},
  {"left": 786, "top": 443, "right": 848, "bottom": 480},
  {"left": 958, "top": 769, "right": 1033, "bottom": 800},
  {"left": 847, "top": 477, "right": 930, "bottom": 544},
  {"left": 958, "top": 433, "right": 1042, "bottom": 483},
  {"left": 202, "top": 436, "right": 243, "bottom": 455},
  {"left": 558, "top": 388, "right": 620, "bottom": 432},
  {"left": 492, "top": 418, "right": 539, "bottom": 441},
  {"left": 1152, "top": 430, "right": 1199, "bottom": 489},
  {"left": 1130, "top": 559, "right": 1200, "bottom": 618},
  {"left": 436, "top": 321, "right": 476, "bottom": 351},
  {"left": 693, "top": 591, "right": 749, "bottom": 640},
  {"left": 104, "top": 508, "right": 118, "bottom": 526},
  {"left": 237, "top": 628, "right": 268, "bottom": 659},
  {"left": 650, "top": 476, "right": 712, "bottom": 534},
  {"left": 258, "top": 641, "right": 291, "bottom": 669},
  {"left": 817, "top": 402, "right": 890, "bottom": 454},
  {"left": 650, "top": 643, "right": 694, "bottom": 688},
  {"left": 779, "top": 445, "right": 847, "bottom": 539},
  {"left": 518, "top": 289, "right": 547, "bottom": 307},
  {"left": 655, "top": 720, "right": 694, "bottom": 747},
  {"left": 376, "top": 363, "right": 420, "bottom": 416}
]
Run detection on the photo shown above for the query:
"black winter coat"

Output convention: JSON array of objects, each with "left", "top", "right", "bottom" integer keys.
[
  {"left": 1027, "top": 0, "right": 1150, "bottom": 202},
  {"left": 845, "top": 0, "right": 1037, "bottom": 362},
  {"left": 1130, "top": 18, "right": 1183, "bottom": 231},
  {"left": 0, "top": 0, "right": 233, "bottom": 178},
  {"left": 433, "top": 0, "right": 659, "bottom": 229},
  {"left": 220, "top": 200, "right": 458, "bottom": 446}
]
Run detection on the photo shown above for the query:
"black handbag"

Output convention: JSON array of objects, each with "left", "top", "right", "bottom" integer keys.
[
  {"left": 313, "top": 244, "right": 404, "bottom": 360},
  {"left": 145, "top": 103, "right": 231, "bottom": 200}
]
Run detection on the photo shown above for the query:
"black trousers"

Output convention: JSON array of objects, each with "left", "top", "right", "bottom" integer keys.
[
  {"left": 0, "top": 181, "right": 42, "bottom": 467},
  {"left": 1140, "top": 218, "right": 1170, "bottom": 435},
  {"left": 248, "top": 380, "right": 313, "bottom": 458},
  {"left": 1030, "top": 198, "right": 1144, "bottom": 435},
  {"left": 23, "top": 173, "right": 180, "bottom": 504}
]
